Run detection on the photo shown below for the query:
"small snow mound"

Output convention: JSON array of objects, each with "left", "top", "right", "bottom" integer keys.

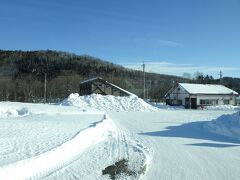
[
  {"left": 61, "top": 93, "right": 158, "bottom": 112},
  {"left": 60, "top": 93, "right": 87, "bottom": 107},
  {"left": 204, "top": 112, "right": 240, "bottom": 139},
  {"left": 69, "top": 93, "right": 80, "bottom": 99},
  {"left": 17, "top": 107, "right": 29, "bottom": 116},
  {"left": 0, "top": 107, "right": 30, "bottom": 118}
]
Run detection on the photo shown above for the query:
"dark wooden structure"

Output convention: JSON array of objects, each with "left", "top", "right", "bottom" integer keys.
[{"left": 79, "top": 77, "right": 132, "bottom": 96}]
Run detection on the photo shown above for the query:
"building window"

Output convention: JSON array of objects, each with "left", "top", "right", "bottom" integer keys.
[
  {"left": 223, "top": 99, "right": 230, "bottom": 105},
  {"left": 177, "top": 100, "right": 182, "bottom": 105},
  {"left": 200, "top": 100, "right": 205, "bottom": 105},
  {"left": 200, "top": 99, "right": 218, "bottom": 105}
]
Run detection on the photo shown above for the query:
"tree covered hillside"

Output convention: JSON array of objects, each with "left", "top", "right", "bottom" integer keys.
[{"left": 0, "top": 50, "right": 186, "bottom": 102}]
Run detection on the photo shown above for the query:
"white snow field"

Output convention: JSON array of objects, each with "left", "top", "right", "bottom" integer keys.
[{"left": 0, "top": 94, "right": 240, "bottom": 180}]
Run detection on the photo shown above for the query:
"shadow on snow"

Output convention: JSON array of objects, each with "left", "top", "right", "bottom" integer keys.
[
  {"left": 139, "top": 121, "right": 240, "bottom": 147},
  {"left": 185, "top": 143, "right": 239, "bottom": 148}
]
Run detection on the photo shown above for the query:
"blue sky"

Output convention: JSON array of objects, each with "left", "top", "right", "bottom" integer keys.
[{"left": 1, "top": 0, "right": 240, "bottom": 78}]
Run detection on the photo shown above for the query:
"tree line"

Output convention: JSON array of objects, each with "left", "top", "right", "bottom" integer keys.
[{"left": 0, "top": 50, "right": 239, "bottom": 102}]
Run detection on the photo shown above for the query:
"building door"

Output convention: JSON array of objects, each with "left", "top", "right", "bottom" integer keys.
[
  {"left": 185, "top": 98, "right": 190, "bottom": 109},
  {"left": 191, "top": 98, "right": 197, "bottom": 109}
]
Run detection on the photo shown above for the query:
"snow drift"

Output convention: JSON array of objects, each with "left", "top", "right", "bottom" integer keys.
[
  {"left": 60, "top": 93, "right": 158, "bottom": 112},
  {"left": 204, "top": 111, "right": 240, "bottom": 139}
]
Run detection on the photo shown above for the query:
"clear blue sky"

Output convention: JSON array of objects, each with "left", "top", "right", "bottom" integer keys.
[{"left": 1, "top": 0, "right": 240, "bottom": 78}]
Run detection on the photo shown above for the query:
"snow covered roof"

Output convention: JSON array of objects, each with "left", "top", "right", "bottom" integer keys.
[
  {"left": 106, "top": 82, "right": 136, "bottom": 96},
  {"left": 179, "top": 83, "right": 239, "bottom": 95},
  {"left": 80, "top": 77, "right": 100, "bottom": 84}
]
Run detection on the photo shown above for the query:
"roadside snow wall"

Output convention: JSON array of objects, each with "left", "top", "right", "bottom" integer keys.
[
  {"left": 60, "top": 93, "right": 158, "bottom": 112},
  {"left": 204, "top": 105, "right": 240, "bottom": 111},
  {"left": 204, "top": 111, "right": 240, "bottom": 139}
]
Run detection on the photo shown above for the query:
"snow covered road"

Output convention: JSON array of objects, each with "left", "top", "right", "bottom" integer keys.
[{"left": 110, "top": 110, "right": 240, "bottom": 180}]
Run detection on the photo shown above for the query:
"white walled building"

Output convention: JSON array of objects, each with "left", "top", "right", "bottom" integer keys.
[{"left": 165, "top": 83, "right": 239, "bottom": 109}]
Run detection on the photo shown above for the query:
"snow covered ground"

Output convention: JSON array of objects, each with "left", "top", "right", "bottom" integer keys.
[{"left": 0, "top": 94, "right": 240, "bottom": 179}]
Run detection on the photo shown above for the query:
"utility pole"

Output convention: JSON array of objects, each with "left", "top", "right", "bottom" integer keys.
[
  {"left": 44, "top": 73, "right": 47, "bottom": 103},
  {"left": 219, "top": 70, "right": 223, "bottom": 84},
  {"left": 149, "top": 71, "right": 152, "bottom": 101},
  {"left": 143, "top": 61, "right": 146, "bottom": 100}
]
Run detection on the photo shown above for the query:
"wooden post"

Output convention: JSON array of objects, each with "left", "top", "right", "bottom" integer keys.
[{"left": 104, "top": 83, "right": 106, "bottom": 94}]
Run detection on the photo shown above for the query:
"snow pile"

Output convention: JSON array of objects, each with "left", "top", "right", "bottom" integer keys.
[
  {"left": 0, "top": 107, "right": 29, "bottom": 117},
  {"left": 60, "top": 93, "right": 159, "bottom": 112},
  {"left": 204, "top": 111, "right": 240, "bottom": 139}
]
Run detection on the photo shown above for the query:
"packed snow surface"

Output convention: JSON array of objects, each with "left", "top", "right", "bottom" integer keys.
[
  {"left": 60, "top": 93, "right": 159, "bottom": 112},
  {"left": 204, "top": 111, "right": 240, "bottom": 139}
]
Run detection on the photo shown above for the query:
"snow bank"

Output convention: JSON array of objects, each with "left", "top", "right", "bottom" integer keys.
[
  {"left": 204, "top": 105, "right": 240, "bottom": 111},
  {"left": 0, "top": 107, "right": 29, "bottom": 118},
  {"left": 60, "top": 93, "right": 158, "bottom": 112},
  {"left": 0, "top": 114, "right": 116, "bottom": 180},
  {"left": 204, "top": 111, "right": 240, "bottom": 139}
]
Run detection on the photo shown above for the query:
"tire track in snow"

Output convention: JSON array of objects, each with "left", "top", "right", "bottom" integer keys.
[
  {"left": 104, "top": 122, "right": 151, "bottom": 179},
  {"left": 44, "top": 117, "right": 151, "bottom": 179},
  {"left": 0, "top": 114, "right": 116, "bottom": 180}
]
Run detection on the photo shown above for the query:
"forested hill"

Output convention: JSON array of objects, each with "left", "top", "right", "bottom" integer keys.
[
  {"left": 0, "top": 50, "right": 185, "bottom": 102},
  {"left": 0, "top": 50, "right": 239, "bottom": 102}
]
